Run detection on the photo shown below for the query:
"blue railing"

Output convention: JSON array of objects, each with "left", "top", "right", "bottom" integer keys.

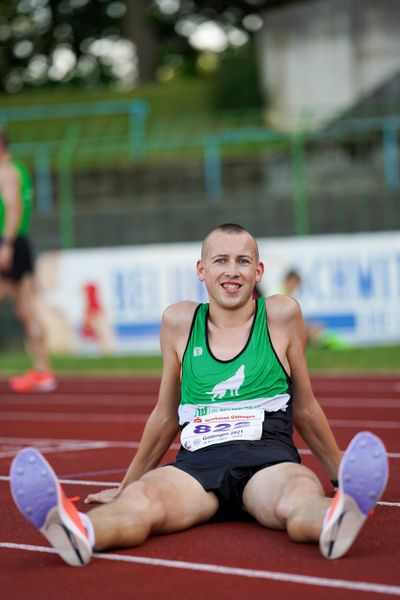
[{"left": 1, "top": 99, "right": 399, "bottom": 245}]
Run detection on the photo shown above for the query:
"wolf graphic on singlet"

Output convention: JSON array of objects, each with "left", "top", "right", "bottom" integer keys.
[{"left": 205, "top": 365, "right": 245, "bottom": 401}]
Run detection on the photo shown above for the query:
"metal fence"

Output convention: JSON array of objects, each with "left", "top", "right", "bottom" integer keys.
[{"left": 0, "top": 100, "right": 399, "bottom": 251}]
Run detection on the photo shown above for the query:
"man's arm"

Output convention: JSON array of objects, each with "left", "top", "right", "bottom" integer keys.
[
  {"left": 269, "top": 295, "right": 342, "bottom": 480},
  {"left": 118, "top": 320, "right": 182, "bottom": 488},
  {"left": 0, "top": 164, "right": 22, "bottom": 271},
  {"left": 85, "top": 302, "right": 196, "bottom": 504}
]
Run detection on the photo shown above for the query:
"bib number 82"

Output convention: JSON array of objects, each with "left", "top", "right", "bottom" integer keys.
[{"left": 193, "top": 421, "right": 250, "bottom": 435}]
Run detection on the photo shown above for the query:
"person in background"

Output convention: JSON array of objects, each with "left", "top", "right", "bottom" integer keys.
[
  {"left": 281, "top": 268, "right": 347, "bottom": 349},
  {"left": 0, "top": 129, "right": 56, "bottom": 392},
  {"left": 281, "top": 269, "right": 302, "bottom": 297}
]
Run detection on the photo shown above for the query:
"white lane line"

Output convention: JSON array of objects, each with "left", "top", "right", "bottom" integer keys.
[
  {"left": 0, "top": 440, "right": 143, "bottom": 459},
  {"left": 1, "top": 438, "right": 400, "bottom": 460},
  {"left": 0, "top": 412, "right": 149, "bottom": 423},
  {"left": 0, "top": 436, "right": 125, "bottom": 444},
  {"left": 0, "top": 395, "right": 157, "bottom": 406},
  {"left": 320, "top": 398, "right": 400, "bottom": 408},
  {"left": 0, "top": 441, "right": 120, "bottom": 459},
  {"left": 294, "top": 449, "right": 400, "bottom": 459},
  {"left": 0, "top": 475, "right": 117, "bottom": 486},
  {"left": 0, "top": 438, "right": 177, "bottom": 459},
  {"left": 0, "top": 394, "right": 400, "bottom": 414},
  {"left": 0, "top": 475, "right": 398, "bottom": 507},
  {"left": 0, "top": 542, "right": 399, "bottom": 595},
  {"left": 3, "top": 412, "right": 400, "bottom": 429},
  {"left": 312, "top": 380, "right": 400, "bottom": 391},
  {"left": 329, "top": 419, "right": 400, "bottom": 429},
  {"left": 2, "top": 396, "right": 400, "bottom": 408}
]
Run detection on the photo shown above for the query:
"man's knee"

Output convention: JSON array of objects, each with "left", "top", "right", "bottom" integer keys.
[
  {"left": 87, "top": 480, "right": 167, "bottom": 550},
  {"left": 276, "top": 472, "right": 325, "bottom": 542},
  {"left": 118, "top": 480, "right": 166, "bottom": 531},
  {"left": 276, "top": 470, "right": 322, "bottom": 512}
]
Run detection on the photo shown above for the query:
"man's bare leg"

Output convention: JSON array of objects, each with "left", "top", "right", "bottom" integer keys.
[
  {"left": 10, "top": 449, "right": 219, "bottom": 565},
  {"left": 242, "top": 462, "right": 329, "bottom": 542},
  {"left": 0, "top": 277, "right": 12, "bottom": 303},
  {"left": 89, "top": 466, "right": 219, "bottom": 550},
  {"left": 11, "top": 274, "right": 50, "bottom": 371}
]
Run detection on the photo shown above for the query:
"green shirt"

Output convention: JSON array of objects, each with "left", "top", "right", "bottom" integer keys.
[
  {"left": 179, "top": 296, "right": 291, "bottom": 425},
  {"left": 0, "top": 160, "right": 33, "bottom": 237}
]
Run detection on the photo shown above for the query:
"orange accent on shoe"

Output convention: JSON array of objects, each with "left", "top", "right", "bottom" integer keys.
[
  {"left": 59, "top": 485, "right": 88, "bottom": 539},
  {"left": 325, "top": 490, "right": 342, "bottom": 523},
  {"left": 9, "top": 369, "right": 57, "bottom": 393},
  {"left": 68, "top": 496, "right": 81, "bottom": 503}
]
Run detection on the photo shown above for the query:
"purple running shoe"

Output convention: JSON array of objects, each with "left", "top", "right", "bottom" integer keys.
[
  {"left": 10, "top": 447, "right": 92, "bottom": 566},
  {"left": 320, "top": 431, "right": 388, "bottom": 559}
]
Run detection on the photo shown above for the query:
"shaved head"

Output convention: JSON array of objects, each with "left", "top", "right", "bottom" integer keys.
[{"left": 201, "top": 223, "right": 259, "bottom": 262}]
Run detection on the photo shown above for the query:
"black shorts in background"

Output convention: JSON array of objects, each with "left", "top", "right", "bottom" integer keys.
[{"left": 0, "top": 236, "right": 34, "bottom": 282}]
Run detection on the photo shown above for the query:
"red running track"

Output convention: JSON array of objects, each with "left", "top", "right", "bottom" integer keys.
[{"left": 1, "top": 374, "right": 400, "bottom": 600}]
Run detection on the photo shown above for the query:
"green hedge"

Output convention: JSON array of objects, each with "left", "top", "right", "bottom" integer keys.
[{"left": 0, "top": 345, "right": 399, "bottom": 375}]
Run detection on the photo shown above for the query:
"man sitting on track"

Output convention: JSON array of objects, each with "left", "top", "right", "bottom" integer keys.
[{"left": 9, "top": 223, "right": 388, "bottom": 565}]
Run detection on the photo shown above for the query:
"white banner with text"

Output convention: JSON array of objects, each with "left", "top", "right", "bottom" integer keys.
[{"left": 36, "top": 231, "right": 400, "bottom": 354}]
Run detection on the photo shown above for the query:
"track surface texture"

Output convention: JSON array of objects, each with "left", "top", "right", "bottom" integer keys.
[{"left": 1, "top": 374, "right": 399, "bottom": 600}]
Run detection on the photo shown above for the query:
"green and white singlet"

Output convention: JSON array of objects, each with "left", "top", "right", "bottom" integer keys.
[
  {"left": 0, "top": 160, "right": 33, "bottom": 237},
  {"left": 179, "top": 297, "right": 293, "bottom": 451}
]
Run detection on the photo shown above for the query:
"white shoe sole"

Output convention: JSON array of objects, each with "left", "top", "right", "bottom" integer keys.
[{"left": 35, "top": 380, "right": 58, "bottom": 392}]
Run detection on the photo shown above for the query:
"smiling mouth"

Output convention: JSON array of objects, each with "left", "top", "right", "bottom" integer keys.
[{"left": 221, "top": 282, "right": 241, "bottom": 292}]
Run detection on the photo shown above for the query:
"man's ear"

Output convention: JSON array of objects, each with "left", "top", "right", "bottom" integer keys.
[
  {"left": 256, "top": 261, "right": 265, "bottom": 283},
  {"left": 197, "top": 259, "right": 205, "bottom": 281}
]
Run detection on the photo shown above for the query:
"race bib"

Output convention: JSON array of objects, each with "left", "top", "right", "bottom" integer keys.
[{"left": 181, "top": 408, "right": 264, "bottom": 452}]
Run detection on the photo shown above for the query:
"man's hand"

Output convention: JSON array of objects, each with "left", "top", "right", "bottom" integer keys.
[{"left": 84, "top": 487, "right": 121, "bottom": 504}]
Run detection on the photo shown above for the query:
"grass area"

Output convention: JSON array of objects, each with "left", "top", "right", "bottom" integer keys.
[
  {"left": 0, "top": 77, "right": 262, "bottom": 129},
  {"left": 0, "top": 78, "right": 213, "bottom": 114},
  {"left": 0, "top": 346, "right": 399, "bottom": 376},
  {"left": 305, "top": 345, "right": 400, "bottom": 373},
  {"left": 0, "top": 353, "right": 163, "bottom": 376}
]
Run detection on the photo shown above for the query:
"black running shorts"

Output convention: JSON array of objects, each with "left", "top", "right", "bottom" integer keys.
[
  {"left": 170, "top": 436, "right": 301, "bottom": 520},
  {"left": 0, "top": 236, "right": 34, "bottom": 282}
]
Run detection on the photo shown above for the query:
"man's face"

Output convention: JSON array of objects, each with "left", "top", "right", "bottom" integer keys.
[{"left": 197, "top": 230, "right": 264, "bottom": 309}]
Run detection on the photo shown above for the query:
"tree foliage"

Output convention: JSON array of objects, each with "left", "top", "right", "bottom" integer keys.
[
  {"left": 0, "top": 0, "right": 301, "bottom": 93},
  {"left": 0, "top": 0, "right": 132, "bottom": 93}
]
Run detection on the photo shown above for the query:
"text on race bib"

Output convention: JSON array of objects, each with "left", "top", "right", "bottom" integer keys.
[{"left": 181, "top": 408, "right": 263, "bottom": 452}]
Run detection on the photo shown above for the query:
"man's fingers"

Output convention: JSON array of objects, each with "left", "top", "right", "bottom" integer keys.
[
  {"left": 84, "top": 494, "right": 96, "bottom": 504},
  {"left": 84, "top": 488, "right": 120, "bottom": 504}
]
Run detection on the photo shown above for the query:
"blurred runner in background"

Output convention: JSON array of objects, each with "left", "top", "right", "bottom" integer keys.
[{"left": 0, "top": 128, "right": 56, "bottom": 392}]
